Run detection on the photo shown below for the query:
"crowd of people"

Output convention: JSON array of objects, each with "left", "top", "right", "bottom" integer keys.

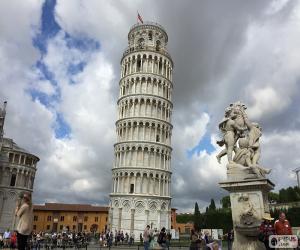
[
  {"left": 143, "top": 226, "right": 172, "bottom": 250},
  {"left": 99, "top": 230, "right": 135, "bottom": 247},
  {"left": 189, "top": 229, "right": 222, "bottom": 250},
  {"left": 259, "top": 211, "right": 296, "bottom": 250},
  {"left": 1, "top": 191, "right": 298, "bottom": 250}
]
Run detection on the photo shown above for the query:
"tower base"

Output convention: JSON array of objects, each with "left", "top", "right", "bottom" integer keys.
[{"left": 109, "top": 195, "right": 171, "bottom": 240}]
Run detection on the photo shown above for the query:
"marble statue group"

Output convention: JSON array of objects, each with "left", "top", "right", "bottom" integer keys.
[
  {"left": 216, "top": 101, "right": 271, "bottom": 179},
  {"left": 218, "top": 102, "right": 275, "bottom": 249}
]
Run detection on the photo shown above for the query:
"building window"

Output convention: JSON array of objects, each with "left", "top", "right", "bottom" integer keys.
[
  {"left": 60, "top": 225, "right": 63, "bottom": 230},
  {"left": 33, "top": 225, "right": 36, "bottom": 230},
  {"left": 73, "top": 216, "right": 77, "bottom": 222},
  {"left": 60, "top": 216, "right": 64, "bottom": 221},
  {"left": 73, "top": 225, "right": 76, "bottom": 230},
  {"left": 156, "top": 40, "right": 161, "bottom": 51},
  {"left": 149, "top": 31, "right": 153, "bottom": 41},
  {"left": 138, "top": 38, "right": 145, "bottom": 48},
  {"left": 47, "top": 216, "right": 52, "bottom": 222},
  {"left": 156, "top": 135, "right": 160, "bottom": 142},
  {"left": 46, "top": 225, "right": 50, "bottom": 230},
  {"left": 137, "top": 58, "right": 141, "bottom": 72},
  {"left": 84, "top": 225, "right": 87, "bottom": 230},
  {"left": 14, "top": 154, "right": 20, "bottom": 164},
  {"left": 20, "top": 155, "right": 25, "bottom": 164},
  {"left": 9, "top": 153, "right": 13, "bottom": 163},
  {"left": 84, "top": 216, "right": 88, "bottom": 222},
  {"left": 106, "top": 217, "right": 108, "bottom": 222},
  {"left": 10, "top": 174, "right": 16, "bottom": 186},
  {"left": 95, "top": 217, "right": 99, "bottom": 222},
  {"left": 34, "top": 215, "right": 38, "bottom": 221},
  {"left": 130, "top": 184, "right": 134, "bottom": 193},
  {"left": 25, "top": 157, "right": 32, "bottom": 166}
]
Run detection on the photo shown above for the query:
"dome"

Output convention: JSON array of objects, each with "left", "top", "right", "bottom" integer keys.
[{"left": 2, "top": 137, "right": 39, "bottom": 160}]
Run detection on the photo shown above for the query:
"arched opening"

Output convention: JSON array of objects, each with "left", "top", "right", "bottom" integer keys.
[
  {"left": 156, "top": 135, "right": 160, "bottom": 142},
  {"left": 138, "top": 38, "right": 145, "bottom": 48},
  {"left": 130, "top": 183, "right": 134, "bottom": 194},
  {"left": 10, "top": 174, "right": 16, "bottom": 186},
  {"left": 156, "top": 40, "right": 161, "bottom": 51}
]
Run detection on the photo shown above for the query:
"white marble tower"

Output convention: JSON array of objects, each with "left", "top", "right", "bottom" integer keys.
[{"left": 109, "top": 22, "right": 173, "bottom": 237}]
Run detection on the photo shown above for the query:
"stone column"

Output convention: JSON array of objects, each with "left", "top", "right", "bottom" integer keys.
[
  {"left": 157, "top": 209, "right": 161, "bottom": 230},
  {"left": 145, "top": 209, "right": 149, "bottom": 225},
  {"left": 118, "top": 208, "right": 122, "bottom": 230},
  {"left": 130, "top": 209, "right": 135, "bottom": 234}
]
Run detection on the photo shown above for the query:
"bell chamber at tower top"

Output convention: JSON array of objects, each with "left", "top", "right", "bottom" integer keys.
[{"left": 121, "top": 22, "right": 173, "bottom": 78}]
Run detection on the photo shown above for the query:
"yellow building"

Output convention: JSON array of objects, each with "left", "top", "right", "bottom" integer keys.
[{"left": 33, "top": 203, "right": 109, "bottom": 233}]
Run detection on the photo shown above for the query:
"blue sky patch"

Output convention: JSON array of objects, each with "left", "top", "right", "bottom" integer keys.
[
  {"left": 54, "top": 113, "right": 71, "bottom": 139},
  {"left": 30, "top": 0, "right": 102, "bottom": 139},
  {"left": 187, "top": 132, "right": 215, "bottom": 158},
  {"left": 68, "top": 61, "right": 87, "bottom": 76},
  {"left": 35, "top": 60, "right": 57, "bottom": 85},
  {"left": 29, "top": 89, "right": 55, "bottom": 107},
  {"left": 65, "top": 33, "right": 100, "bottom": 51},
  {"left": 33, "top": 0, "right": 60, "bottom": 54}
]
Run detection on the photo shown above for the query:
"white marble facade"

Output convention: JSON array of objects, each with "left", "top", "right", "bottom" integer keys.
[{"left": 109, "top": 22, "right": 173, "bottom": 237}]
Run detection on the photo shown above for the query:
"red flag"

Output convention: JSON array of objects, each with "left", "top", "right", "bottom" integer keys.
[{"left": 137, "top": 12, "right": 143, "bottom": 24}]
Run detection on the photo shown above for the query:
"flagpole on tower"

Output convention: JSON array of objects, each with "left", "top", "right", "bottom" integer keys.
[{"left": 137, "top": 11, "right": 143, "bottom": 24}]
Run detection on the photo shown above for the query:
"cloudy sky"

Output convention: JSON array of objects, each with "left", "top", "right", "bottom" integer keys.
[{"left": 1, "top": 0, "right": 300, "bottom": 212}]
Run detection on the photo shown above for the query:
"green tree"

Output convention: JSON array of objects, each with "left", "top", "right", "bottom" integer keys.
[
  {"left": 279, "top": 188, "right": 288, "bottom": 202},
  {"left": 208, "top": 199, "right": 216, "bottom": 211},
  {"left": 176, "top": 213, "right": 193, "bottom": 223},
  {"left": 221, "top": 196, "right": 231, "bottom": 208},
  {"left": 193, "top": 202, "right": 201, "bottom": 231},
  {"left": 268, "top": 192, "right": 279, "bottom": 203}
]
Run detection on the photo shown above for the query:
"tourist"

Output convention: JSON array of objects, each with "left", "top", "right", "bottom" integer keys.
[
  {"left": 129, "top": 232, "right": 135, "bottom": 245},
  {"left": 189, "top": 229, "right": 198, "bottom": 250},
  {"left": 0, "top": 233, "right": 4, "bottom": 248},
  {"left": 150, "top": 228, "right": 159, "bottom": 249},
  {"left": 204, "top": 231, "right": 210, "bottom": 244},
  {"left": 108, "top": 231, "right": 113, "bottom": 248},
  {"left": 166, "top": 230, "right": 171, "bottom": 248},
  {"left": 3, "top": 228, "right": 11, "bottom": 248},
  {"left": 157, "top": 227, "right": 167, "bottom": 249},
  {"left": 15, "top": 192, "right": 33, "bottom": 250},
  {"left": 226, "top": 229, "right": 234, "bottom": 250},
  {"left": 274, "top": 211, "right": 292, "bottom": 235},
  {"left": 259, "top": 213, "right": 275, "bottom": 250},
  {"left": 143, "top": 225, "right": 151, "bottom": 250},
  {"left": 140, "top": 232, "right": 143, "bottom": 244},
  {"left": 10, "top": 231, "right": 17, "bottom": 249}
]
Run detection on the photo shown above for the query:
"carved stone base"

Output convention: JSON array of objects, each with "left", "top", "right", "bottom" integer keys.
[
  {"left": 232, "top": 234, "right": 265, "bottom": 250},
  {"left": 227, "top": 162, "right": 259, "bottom": 181},
  {"left": 220, "top": 178, "right": 275, "bottom": 250}
]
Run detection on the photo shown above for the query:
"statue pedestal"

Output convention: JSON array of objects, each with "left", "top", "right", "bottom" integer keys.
[{"left": 220, "top": 178, "right": 275, "bottom": 250}]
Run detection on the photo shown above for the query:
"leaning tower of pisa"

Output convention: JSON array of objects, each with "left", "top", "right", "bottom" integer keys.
[{"left": 109, "top": 22, "right": 173, "bottom": 236}]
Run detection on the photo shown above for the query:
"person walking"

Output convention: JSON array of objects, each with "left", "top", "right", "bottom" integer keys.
[
  {"left": 143, "top": 225, "right": 151, "bottom": 250},
  {"left": 189, "top": 229, "right": 198, "bottom": 250},
  {"left": 15, "top": 192, "right": 33, "bottom": 250},
  {"left": 259, "top": 213, "right": 275, "bottom": 250},
  {"left": 226, "top": 229, "right": 234, "bottom": 250},
  {"left": 157, "top": 227, "right": 167, "bottom": 249}
]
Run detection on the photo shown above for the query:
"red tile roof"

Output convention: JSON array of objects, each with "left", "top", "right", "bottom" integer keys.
[{"left": 33, "top": 203, "right": 109, "bottom": 212}]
